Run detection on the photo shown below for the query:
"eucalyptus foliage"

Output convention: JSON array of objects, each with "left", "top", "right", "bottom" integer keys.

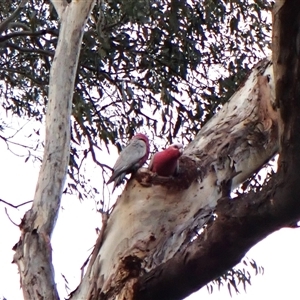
[
  {"left": 0, "top": 0, "right": 274, "bottom": 296},
  {"left": 0, "top": 0, "right": 273, "bottom": 203}
]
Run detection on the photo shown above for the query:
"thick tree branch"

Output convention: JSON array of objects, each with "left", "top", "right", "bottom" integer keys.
[
  {"left": 134, "top": 174, "right": 293, "bottom": 300},
  {"left": 134, "top": 1, "right": 300, "bottom": 299}
]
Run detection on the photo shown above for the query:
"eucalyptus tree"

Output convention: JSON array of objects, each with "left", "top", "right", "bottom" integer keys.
[{"left": 4, "top": 1, "right": 300, "bottom": 300}]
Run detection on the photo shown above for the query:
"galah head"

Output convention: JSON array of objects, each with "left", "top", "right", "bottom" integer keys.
[
  {"left": 149, "top": 143, "right": 184, "bottom": 177},
  {"left": 132, "top": 133, "right": 150, "bottom": 166},
  {"left": 168, "top": 143, "right": 184, "bottom": 157}
]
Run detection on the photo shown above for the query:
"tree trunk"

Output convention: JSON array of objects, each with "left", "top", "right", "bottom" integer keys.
[
  {"left": 134, "top": 1, "right": 300, "bottom": 299},
  {"left": 71, "top": 58, "right": 279, "bottom": 300},
  {"left": 14, "top": 1, "right": 300, "bottom": 300},
  {"left": 13, "top": 1, "right": 96, "bottom": 299}
]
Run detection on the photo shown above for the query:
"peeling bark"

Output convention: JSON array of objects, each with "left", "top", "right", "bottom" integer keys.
[
  {"left": 71, "top": 59, "right": 279, "bottom": 300},
  {"left": 134, "top": 183, "right": 281, "bottom": 300},
  {"left": 13, "top": 1, "right": 96, "bottom": 300},
  {"left": 135, "top": 1, "right": 300, "bottom": 299},
  {"left": 13, "top": 1, "right": 300, "bottom": 299}
]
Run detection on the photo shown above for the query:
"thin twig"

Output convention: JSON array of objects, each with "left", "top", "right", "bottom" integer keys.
[
  {"left": 0, "top": 133, "right": 39, "bottom": 151},
  {"left": 0, "top": 198, "right": 33, "bottom": 209},
  {"left": 5, "top": 207, "right": 19, "bottom": 226},
  {"left": 78, "top": 124, "right": 113, "bottom": 171},
  {"left": 80, "top": 255, "right": 92, "bottom": 281},
  {"left": 6, "top": 119, "right": 31, "bottom": 139},
  {"left": 88, "top": 212, "right": 108, "bottom": 268},
  {"left": 78, "top": 212, "right": 109, "bottom": 283}
]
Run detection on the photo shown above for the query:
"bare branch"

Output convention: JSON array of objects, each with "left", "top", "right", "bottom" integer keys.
[
  {"left": 0, "top": 29, "right": 58, "bottom": 43},
  {"left": 5, "top": 207, "right": 19, "bottom": 227},
  {"left": 80, "top": 256, "right": 91, "bottom": 282},
  {"left": 70, "top": 211, "right": 108, "bottom": 297},
  {"left": 0, "top": 67, "right": 48, "bottom": 85},
  {"left": 83, "top": 129, "right": 113, "bottom": 171},
  {"left": 0, "top": 133, "right": 41, "bottom": 151},
  {"left": 7, "top": 22, "right": 31, "bottom": 31},
  {"left": 6, "top": 42, "right": 54, "bottom": 57},
  {"left": 0, "top": 0, "right": 28, "bottom": 34},
  {"left": 0, "top": 199, "right": 33, "bottom": 209}
]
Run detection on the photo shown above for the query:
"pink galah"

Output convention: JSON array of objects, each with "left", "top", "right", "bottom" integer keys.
[
  {"left": 149, "top": 143, "right": 184, "bottom": 176},
  {"left": 107, "top": 133, "right": 150, "bottom": 191}
]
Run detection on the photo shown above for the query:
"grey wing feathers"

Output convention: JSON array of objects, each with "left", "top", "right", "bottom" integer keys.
[
  {"left": 112, "top": 173, "right": 126, "bottom": 191},
  {"left": 107, "top": 139, "right": 146, "bottom": 184}
]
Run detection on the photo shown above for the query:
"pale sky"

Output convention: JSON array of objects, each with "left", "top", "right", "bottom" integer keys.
[{"left": 1, "top": 127, "right": 300, "bottom": 300}]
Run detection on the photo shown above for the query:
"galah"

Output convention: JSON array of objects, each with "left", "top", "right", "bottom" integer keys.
[
  {"left": 107, "top": 133, "right": 150, "bottom": 191},
  {"left": 149, "top": 143, "right": 184, "bottom": 176}
]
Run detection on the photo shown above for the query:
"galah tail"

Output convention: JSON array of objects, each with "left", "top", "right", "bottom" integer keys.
[
  {"left": 149, "top": 143, "right": 184, "bottom": 177},
  {"left": 107, "top": 133, "right": 150, "bottom": 191}
]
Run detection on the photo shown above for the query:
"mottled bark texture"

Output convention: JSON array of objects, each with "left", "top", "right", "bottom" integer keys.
[
  {"left": 71, "top": 58, "right": 279, "bottom": 300},
  {"left": 134, "top": 2, "right": 300, "bottom": 299},
  {"left": 13, "top": 1, "right": 96, "bottom": 300},
  {"left": 14, "top": 1, "right": 300, "bottom": 300}
]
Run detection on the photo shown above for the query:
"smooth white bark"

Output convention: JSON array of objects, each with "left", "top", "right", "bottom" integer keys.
[
  {"left": 50, "top": 0, "right": 68, "bottom": 18},
  {"left": 14, "top": 2, "right": 96, "bottom": 299}
]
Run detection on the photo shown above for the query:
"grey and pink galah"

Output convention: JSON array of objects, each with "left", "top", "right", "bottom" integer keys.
[
  {"left": 107, "top": 133, "right": 150, "bottom": 191},
  {"left": 149, "top": 143, "right": 184, "bottom": 176}
]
